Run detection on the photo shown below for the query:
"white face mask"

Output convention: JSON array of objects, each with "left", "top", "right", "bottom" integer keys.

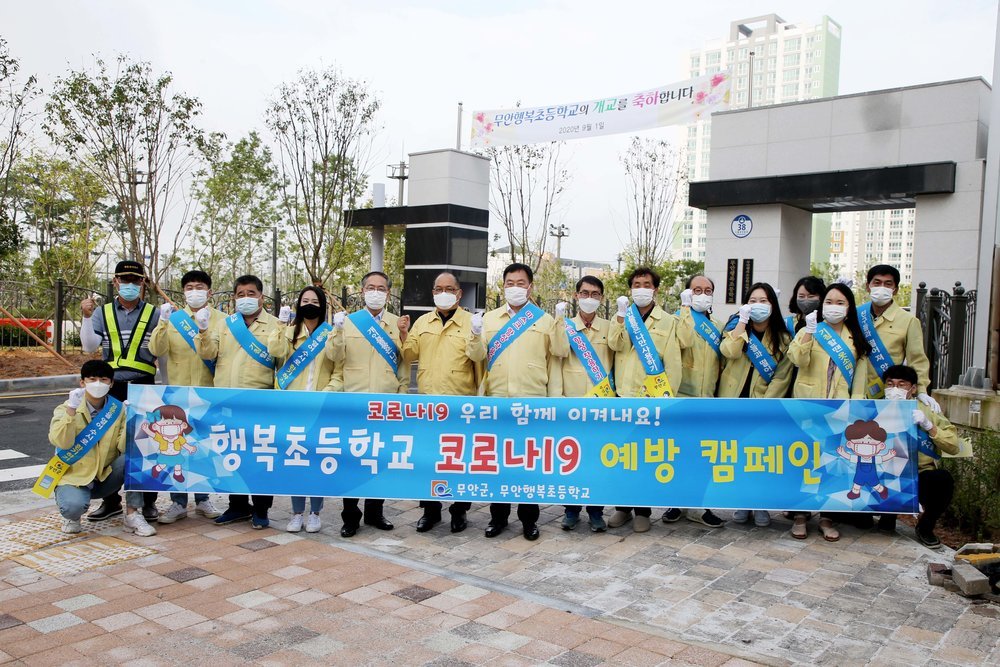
[
  {"left": 577, "top": 297, "right": 600, "bottom": 314},
  {"left": 364, "top": 290, "right": 387, "bottom": 311},
  {"left": 85, "top": 381, "right": 111, "bottom": 399},
  {"left": 504, "top": 286, "right": 529, "bottom": 308},
  {"left": 631, "top": 288, "right": 654, "bottom": 307},
  {"left": 158, "top": 424, "right": 182, "bottom": 438},
  {"left": 853, "top": 443, "right": 877, "bottom": 457},
  {"left": 433, "top": 292, "right": 458, "bottom": 310},
  {"left": 884, "top": 386, "right": 909, "bottom": 401},
  {"left": 185, "top": 290, "right": 208, "bottom": 309},
  {"left": 691, "top": 294, "right": 713, "bottom": 313},
  {"left": 236, "top": 297, "right": 260, "bottom": 316},
  {"left": 869, "top": 286, "right": 894, "bottom": 306},
  {"left": 822, "top": 304, "right": 848, "bottom": 324}
]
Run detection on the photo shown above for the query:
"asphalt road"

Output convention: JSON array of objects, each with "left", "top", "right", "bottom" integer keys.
[{"left": 0, "top": 391, "right": 65, "bottom": 492}]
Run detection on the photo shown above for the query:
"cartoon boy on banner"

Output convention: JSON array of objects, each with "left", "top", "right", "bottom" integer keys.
[
  {"left": 837, "top": 419, "right": 898, "bottom": 500},
  {"left": 139, "top": 405, "right": 197, "bottom": 483}
]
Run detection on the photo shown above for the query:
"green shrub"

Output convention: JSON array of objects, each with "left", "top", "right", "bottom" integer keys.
[
  {"left": 0, "top": 323, "right": 44, "bottom": 347},
  {"left": 943, "top": 428, "right": 1000, "bottom": 541}
]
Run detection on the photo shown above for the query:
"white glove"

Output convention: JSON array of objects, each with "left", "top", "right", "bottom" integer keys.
[
  {"left": 804, "top": 311, "right": 817, "bottom": 334},
  {"left": 555, "top": 301, "right": 567, "bottom": 318},
  {"left": 616, "top": 296, "right": 629, "bottom": 317},
  {"left": 67, "top": 388, "right": 85, "bottom": 410},
  {"left": 738, "top": 303, "right": 752, "bottom": 324},
  {"left": 912, "top": 408, "right": 934, "bottom": 432},
  {"left": 470, "top": 312, "right": 484, "bottom": 336},
  {"left": 917, "top": 392, "right": 941, "bottom": 414},
  {"left": 159, "top": 302, "right": 173, "bottom": 320},
  {"left": 194, "top": 307, "right": 211, "bottom": 331},
  {"left": 333, "top": 312, "right": 346, "bottom": 329},
  {"left": 278, "top": 305, "right": 292, "bottom": 323},
  {"left": 680, "top": 289, "right": 693, "bottom": 308}
]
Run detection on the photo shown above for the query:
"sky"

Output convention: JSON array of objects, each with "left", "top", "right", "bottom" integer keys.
[{"left": 2, "top": 0, "right": 997, "bottom": 266}]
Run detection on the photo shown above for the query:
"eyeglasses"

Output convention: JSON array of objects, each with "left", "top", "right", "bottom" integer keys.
[
  {"left": 432, "top": 287, "right": 459, "bottom": 294},
  {"left": 577, "top": 291, "right": 602, "bottom": 299},
  {"left": 363, "top": 286, "right": 389, "bottom": 294}
]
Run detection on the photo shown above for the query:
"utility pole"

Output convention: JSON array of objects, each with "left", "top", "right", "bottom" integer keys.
[
  {"left": 747, "top": 51, "right": 755, "bottom": 109},
  {"left": 456, "top": 102, "right": 463, "bottom": 150},
  {"left": 549, "top": 223, "right": 569, "bottom": 264}
]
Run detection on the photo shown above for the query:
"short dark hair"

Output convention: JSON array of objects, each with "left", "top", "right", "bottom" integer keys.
[
  {"left": 575, "top": 276, "right": 604, "bottom": 294},
  {"left": 787, "top": 276, "right": 826, "bottom": 315},
  {"left": 181, "top": 270, "right": 212, "bottom": 288},
  {"left": 361, "top": 271, "right": 391, "bottom": 289},
  {"left": 883, "top": 364, "right": 919, "bottom": 386},
  {"left": 867, "top": 264, "right": 900, "bottom": 285},
  {"left": 81, "top": 359, "right": 114, "bottom": 380},
  {"left": 627, "top": 267, "right": 660, "bottom": 289},
  {"left": 503, "top": 263, "right": 534, "bottom": 283},
  {"left": 234, "top": 274, "right": 263, "bottom": 293},
  {"left": 685, "top": 274, "right": 714, "bottom": 290}
]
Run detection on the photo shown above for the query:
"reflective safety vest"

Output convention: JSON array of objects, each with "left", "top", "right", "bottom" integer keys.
[{"left": 104, "top": 302, "right": 157, "bottom": 375}]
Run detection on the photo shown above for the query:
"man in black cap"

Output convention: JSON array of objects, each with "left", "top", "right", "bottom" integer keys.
[{"left": 80, "top": 260, "right": 161, "bottom": 521}]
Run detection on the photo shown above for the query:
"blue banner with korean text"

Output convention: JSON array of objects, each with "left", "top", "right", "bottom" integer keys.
[{"left": 124, "top": 386, "right": 919, "bottom": 513}]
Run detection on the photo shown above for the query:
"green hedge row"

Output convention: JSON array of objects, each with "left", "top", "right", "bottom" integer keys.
[{"left": 944, "top": 428, "right": 1000, "bottom": 541}]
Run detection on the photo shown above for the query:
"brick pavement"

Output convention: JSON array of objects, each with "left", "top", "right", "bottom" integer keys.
[{"left": 2, "top": 492, "right": 998, "bottom": 666}]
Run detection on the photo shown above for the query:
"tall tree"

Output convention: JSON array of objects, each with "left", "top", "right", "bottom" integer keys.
[
  {"left": 621, "top": 136, "right": 687, "bottom": 267},
  {"left": 488, "top": 141, "right": 569, "bottom": 273},
  {"left": 189, "top": 131, "right": 282, "bottom": 291},
  {"left": 265, "top": 66, "right": 380, "bottom": 287},
  {"left": 44, "top": 55, "right": 207, "bottom": 283},
  {"left": 0, "top": 37, "right": 39, "bottom": 280}
]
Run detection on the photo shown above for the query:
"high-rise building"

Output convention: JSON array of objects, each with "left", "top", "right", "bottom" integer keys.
[{"left": 677, "top": 14, "right": 841, "bottom": 262}]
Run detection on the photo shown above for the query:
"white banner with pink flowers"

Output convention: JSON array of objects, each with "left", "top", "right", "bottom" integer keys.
[{"left": 470, "top": 72, "right": 731, "bottom": 148}]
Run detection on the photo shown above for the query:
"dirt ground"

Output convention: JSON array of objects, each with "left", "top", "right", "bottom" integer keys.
[{"left": 0, "top": 347, "right": 97, "bottom": 379}]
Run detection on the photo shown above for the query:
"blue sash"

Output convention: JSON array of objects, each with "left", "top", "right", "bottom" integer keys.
[
  {"left": 486, "top": 302, "right": 544, "bottom": 371},
  {"left": 689, "top": 310, "right": 722, "bottom": 357},
  {"left": 170, "top": 310, "right": 216, "bottom": 374},
  {"left": 348, "top": 310, "right": 399, "bottom": 373},
  {"left": 624, "top": 304, "right": 674, "bottom": 397},
  {"left": 276, "top": 322, "right": 333, "bottom": 390},
  {"left": 225, "top": 313, "right": 274, "bottom": 369},
  {"left": 813, "top": 322, "right": 856, "bottom": 386},
  {"left": 785, "top": 315, "right": 796, "bottom": 337},
  {"left": 917, "top": 429, "right": 939, "bottom": 460},
  {"left": 563, "top": 318, "right": 614, "bottom": 397},
  {"left": 58, "top": 397, "right": 125, "bottom": 466},
  {"left": 724, "top": 317, "right": 778, "bottom": 383},
  {"left": 857, "top": 303, "right": 894, "bottom": 398}
]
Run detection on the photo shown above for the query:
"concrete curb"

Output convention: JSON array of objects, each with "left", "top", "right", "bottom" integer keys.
[{"left": 0, "top": 374, "right": 77, "bottom": 394}]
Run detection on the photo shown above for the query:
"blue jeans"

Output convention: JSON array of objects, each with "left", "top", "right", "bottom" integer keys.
[
  {"left": 169, "top": 493, "right": 209, "bottom": 506},
  {"left": 54, "top": 455, "right": 143, "bottom": 521},
  {"left": 291, "top": 497, "right": 324, "bottom": 514}
]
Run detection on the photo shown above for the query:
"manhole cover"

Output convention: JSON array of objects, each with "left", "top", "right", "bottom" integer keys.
[{"left": 0, "top": 409, "right": 14, "bottom": 416}]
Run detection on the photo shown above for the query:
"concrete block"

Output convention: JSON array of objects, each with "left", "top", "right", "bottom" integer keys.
[
  {"left": 926, "top": 563, "right": 951, "bottom": 587},
  {"left": 952, "top": 562, "right": 992, "bottom": 597},
  {"left": 954, "top": 543, "right": 998, "bottom": 556}
]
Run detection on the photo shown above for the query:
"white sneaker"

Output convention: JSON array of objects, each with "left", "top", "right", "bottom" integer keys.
[
  {"left": 158, "top": 502, "right": 188, "bottom": 524},
  {"left": 61, "top": 518, "right": 82, "bottom": 534},
  {"left": 286, "top": 513, "right": 304, "bottom": 532},
  {"left": 305, "top": 513, "right": 322, "bottom": 533},
  {"left": 195, "top": 499, "right": 222, "bottom": 519},
  {"left": 124, "top": 512, "right": 157, "bottom": 537}
]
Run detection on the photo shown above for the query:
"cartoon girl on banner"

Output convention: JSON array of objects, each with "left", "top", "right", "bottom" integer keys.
[
  {"left": 837, "top": 419, "right": 898, "bottom": 500},
  {"left": 140, "top": 405, "right": 197, "bottom": 483}
]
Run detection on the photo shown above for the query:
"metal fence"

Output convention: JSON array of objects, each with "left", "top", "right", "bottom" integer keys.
[{"left": 914, "top": 281, "right": 977, "bottom": 390}]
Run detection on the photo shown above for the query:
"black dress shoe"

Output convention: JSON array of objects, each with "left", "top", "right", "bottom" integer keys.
[
  {"left": 364, "top": 516, "right": 394, "bottom": 531},
  {"left": 87, "top": 499, "right": 123, "bottom": 521},
  {"left": 523, "top": 524, "right": 540, "bottom": 541},
  {"left": 416, "top": 515, "right": 439, "bottom": 533},
  {"left": 450, "top": 514, "right": 468, "bottom": 533},
  {"left": 484, "top": 521, "right": 507, "bottom": 538},
  {"left": 340, "top": 524, "right": 358, "bottom": 538}
]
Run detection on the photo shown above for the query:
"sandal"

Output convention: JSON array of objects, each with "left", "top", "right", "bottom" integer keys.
[
  {"left": 818, "top": 518, "right": 840, "bottom": 542},
  {"left": 791, "top": 515, "right": 808, "bottom": 539}
]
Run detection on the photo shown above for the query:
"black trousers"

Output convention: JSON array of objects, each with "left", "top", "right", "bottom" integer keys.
[
  {"left": 489, "top": 503, "right": 539, "bottom": 525},
  {"left": 420, "top": 501, "right": 471, "bottom": 518},
  {"left": 228, "top": 495, "right": 273, "bottom": 516},
  {"left": 879, "top": 468, "right": 955, "bottom": 531},
  {"left": 564, "top": 505, "right": 604, "bottom": 515},
  {"left": 615, "top": 506, "right": 652, "bottom": 518},
  {"left": 106, "top": 374, "right": 157, "bottom": 508},
  {"left": 342, "top": 498, "right": 385, "bottom": 526}
]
